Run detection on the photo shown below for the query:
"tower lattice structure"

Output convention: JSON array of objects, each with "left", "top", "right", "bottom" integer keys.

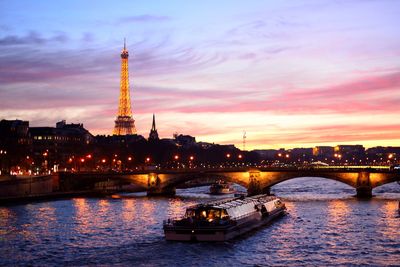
[{"left": 113, "top": 39, "right": 137, "bottom": 135}]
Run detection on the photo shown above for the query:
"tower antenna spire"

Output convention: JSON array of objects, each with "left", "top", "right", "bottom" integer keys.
[
  {"left": 243, "top": 130, "right": 246, "bottom": 151},
  {"left": 124, "top": 38, "right": 126, "bottom": 50}
]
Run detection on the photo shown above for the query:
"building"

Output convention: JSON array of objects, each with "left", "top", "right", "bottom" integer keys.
[
  {"left": 30, "top": 120, "right": 94, "bottom": 170},
  {"left": 148, "top": 114, "right": 159, "bottom": 140},
  {"left": 30, "top": 120, "right": 93, "bottom": 146},
  {"left": 253, "top": 149, "right": 278, "bottom": 160},
  {"left": 113, "top": 39, "right": 137, "bottom": 135},
  {"left": 174, "top": 134, "right": 196, "bottom": 148},
  {"left": 0, "top": 119, "right": 30, "bottom": 146},
  {"left": 289, "top": 148, "right": 313, "bottom": 159},
  {"left": 312, "top": 146, "right": 334, "bottom": 157},
  {"left": 334, "top": 145, "right": 365, "bottom": 158},
  {"left": 0, "top": 119, "right": 31, "bottom": 173}
]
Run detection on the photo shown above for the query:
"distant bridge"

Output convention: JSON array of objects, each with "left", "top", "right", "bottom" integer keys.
[{"left": 58, "top": 167, "right": 400, "bottom": 198}]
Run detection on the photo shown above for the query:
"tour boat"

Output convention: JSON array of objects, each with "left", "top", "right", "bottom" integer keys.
[
  {"left": 163, "top": 194, "right": 286, "bottom": 241},
  {"left": 209, "top": 180, "right": 235, "bottom": 194}
]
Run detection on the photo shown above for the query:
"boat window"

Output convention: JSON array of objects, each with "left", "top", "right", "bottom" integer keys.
[
  {"left": 200, "top": 210, "right": 207, "bottom": 219},
  {"left": 185, "top": 209, "right": 195, "bottom": 218},
  {"left": 221, "top": 209, "right": 229, "bottom": 219},
  {"left": 209, "top": 209, "right": 221, "bottom": 219}
]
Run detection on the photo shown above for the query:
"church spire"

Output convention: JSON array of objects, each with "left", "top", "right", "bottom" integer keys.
[
  {"left": 148, "top": 114, "right": 159, "bottom": 140},
  {"left": 151, "top": 114, "right": 156, "bottom": 131}
]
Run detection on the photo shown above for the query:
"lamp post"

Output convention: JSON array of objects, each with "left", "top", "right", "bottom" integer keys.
[
  {"left": 173, "top": 154, "right": 180, "bottom": 169},
  {"left": 0, "top": 150, "right": 6, "bottom": 175},
  {"left": 189, "top": 155, "right": 194, "bottom": 169},
  {"left": 79, "top": 158, "right": 85, "bottom": 172},
  {"left": 238, "top": 154, "right": 243, "bottom": 167},
  {"left": 127, "top": 156, "right": 133, "bottom": 171},
  {"left": 43, "top": 151, "right": 48, "bottom": 174}
]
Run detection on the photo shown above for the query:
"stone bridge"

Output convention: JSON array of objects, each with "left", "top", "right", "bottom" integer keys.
[{"left": 59, "top": 168, "right": 400, "bottom": 198}]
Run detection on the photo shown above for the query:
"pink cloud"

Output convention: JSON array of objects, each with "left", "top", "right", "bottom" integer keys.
[{"left": 131, "top": 71, "right": 400, "bottom": 116}]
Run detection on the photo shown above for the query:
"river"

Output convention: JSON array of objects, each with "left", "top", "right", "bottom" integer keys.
[{"left": 0, "top": 178, "right": 399, "bottom": 266}]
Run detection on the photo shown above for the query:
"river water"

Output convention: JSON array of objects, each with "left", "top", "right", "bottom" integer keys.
[{"left": 1, "top": 178, "right": 399, "bottom": 266}]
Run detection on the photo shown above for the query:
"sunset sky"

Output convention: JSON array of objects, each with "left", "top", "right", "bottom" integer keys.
[{"left": 1, "top": 0, "right": 400, "bottom": 150}]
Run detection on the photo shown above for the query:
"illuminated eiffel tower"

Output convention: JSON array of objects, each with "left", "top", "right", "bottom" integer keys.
[{"left": 113, "top": 39, "right": 137, "bottom": 135}]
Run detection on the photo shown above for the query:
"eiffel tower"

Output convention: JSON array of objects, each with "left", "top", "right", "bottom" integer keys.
[{"left": 113, "top": 39, "right": 137, "bottom": 135}]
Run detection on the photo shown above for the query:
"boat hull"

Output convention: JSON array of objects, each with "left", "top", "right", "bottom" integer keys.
[{"left": 164, "top": 207, "right": 285, "bottom": 242}]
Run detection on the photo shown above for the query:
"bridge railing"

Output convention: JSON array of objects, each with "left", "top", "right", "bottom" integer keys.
[{"left": 57, "top": 165, "right": 396, "bottom": 175}]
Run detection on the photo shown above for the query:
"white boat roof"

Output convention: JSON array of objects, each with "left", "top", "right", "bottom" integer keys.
[{"left": 188, "top": 194, "right": 278, "bottom": 210}]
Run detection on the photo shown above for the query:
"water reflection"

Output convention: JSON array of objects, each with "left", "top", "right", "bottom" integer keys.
[
  {"left": 327, "top": 200, "right": 350, "bottom": 224},
  {"left": 379, "top": 201, "right": 400, "bottom": 239},
  {"left": 73, "top": 198, "right": 91, "bottom": 236},
  {"left": 140, "top": 199, "right": 156, "bottom": 226},
  {"left": 0, "top": 207, "right": 15, "bottom": 236},
  {"left": 122, "top": 199, "right": 135, "bottom": 222}
]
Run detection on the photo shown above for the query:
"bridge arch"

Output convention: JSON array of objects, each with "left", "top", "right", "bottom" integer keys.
[
  {"left": 372, "top": 180, "right": 400, "bottom": 193},
  {"left": 264, "top": 176, "right": 355, "bottom": 194},
  {"left": 262, "top": 175, "right": 357, "bottom": 190},
  {"left": 159, "top": 172, "right": 248, "bottom": 190}
]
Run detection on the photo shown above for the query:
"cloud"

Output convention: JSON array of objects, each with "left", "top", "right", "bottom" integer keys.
[
  {"left": 118, "top": 15, "right": 171, "bottom": 23},
  {"left": 133, "top": 71, "right": 400, "bottom": 115},
  {"left": 0, "top": 31, "right": 68, "bottom": 46}
]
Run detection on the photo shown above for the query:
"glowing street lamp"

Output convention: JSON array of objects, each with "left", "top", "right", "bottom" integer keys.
[
  {"left": 174, "top": 155, "right": 179, "bottom": 160},
  {"left": 101, "top": 159, "right": 106, "bottom": 163},
  {"left": 146, "top": 157, "right": 151, "bottom": 163},
  {"left": 238, "top": 154, "right": 243, "bottom": 159},
  {"left": 128, "top": 156, "right": 132, "bottom": 161},
  {"left": 189, "top": 156, "right": 194, "bottom": 161},
  {"left": 226, "top": 153, "right": 231, "bottom": 158}
]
